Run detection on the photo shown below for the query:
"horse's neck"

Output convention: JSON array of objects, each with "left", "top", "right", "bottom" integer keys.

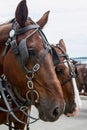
[
  {"left": 0, "top": 23, "right": 12, "bottom": 43},
  {"left": 0, "top": 23, "right": 12, "bottom": 76}
]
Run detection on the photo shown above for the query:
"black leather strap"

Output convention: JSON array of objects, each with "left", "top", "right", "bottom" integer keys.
[
  {"left": 51, "top": 47, "right": 60, "bottom": 66},
  {"left": 0, "top": 79, "right": 26, "bottom": 124},
  {"left": 15, "top": 24, "right": 40, "bottom": 35}
]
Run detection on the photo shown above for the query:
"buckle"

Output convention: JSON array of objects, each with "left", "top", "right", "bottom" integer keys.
[
  {"left": 27, "top": 80, "right": 33, "bottom": 89},
  {"left": 33, "top": 64, "right": 40, "bottom": 72}
]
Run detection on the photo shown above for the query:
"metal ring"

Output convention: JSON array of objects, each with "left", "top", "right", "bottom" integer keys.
[
  {"left": 26, "top": 72, "right": 34, "bottom": 79},
  {"left": 27, "top": 80, "right": 33, "bottom": 89},
  {"left": 26, "top": 90, "right": 39, "bottom": 103},
  {"left": 20, "top": 106, "right": 28, "bottom": 111}
]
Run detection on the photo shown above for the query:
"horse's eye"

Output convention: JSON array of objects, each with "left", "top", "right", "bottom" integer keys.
[
  {"left": 28, "top": 49, "right": 37, "bottom": 59},
  {"left": 55, "top": 68, "right": 63, "bottom": 75}
]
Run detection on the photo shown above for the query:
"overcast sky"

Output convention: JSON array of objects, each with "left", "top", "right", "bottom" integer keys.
[{"left": 0, "top": 0, "right": 87, "bottom": 57}]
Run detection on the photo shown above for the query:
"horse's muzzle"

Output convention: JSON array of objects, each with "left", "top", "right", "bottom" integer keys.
[{"left": 37, "top": 102, "right": 65, "bottom": 122}]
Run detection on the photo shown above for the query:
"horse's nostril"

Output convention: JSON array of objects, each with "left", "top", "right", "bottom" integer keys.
[{"left": 53, "top": 107, "right": 59, "bottom": 118}]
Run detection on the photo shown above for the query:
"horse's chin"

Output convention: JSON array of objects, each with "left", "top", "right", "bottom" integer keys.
[
  {"left": 39, "top": 113, "right": 59, "bottom": 122},
  {"left": 65, "top": 107, "right": 80, "bottom": 117}
]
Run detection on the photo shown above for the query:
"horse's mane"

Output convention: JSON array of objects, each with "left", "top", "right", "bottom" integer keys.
[{"left": 0, "top": 18, "right": 15, "bottom": 26}]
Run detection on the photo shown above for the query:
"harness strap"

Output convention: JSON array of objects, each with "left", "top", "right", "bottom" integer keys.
[
  {"left": 2, "top": 38, "right": 11, "bottom": 57},
  {"left": 0, "top": 106, "right": 10, "bottom": 112},
  {"left": 0, "top": 75, "right": 39, "bottom": 128},
  {"left": 38, "top": 29, "right": 51, "bottom": 50},
  {"left": 5, "top": 123, "right": 19, "bottom": 130},
  {"left": 15, "top": 24, "right": 40, "bottom": 35},
  {"left": 0, "top": 78, "right": 26, "bottom": 124},
  {"left": 7, "top": 112, "right": 12, "bottom": 130},
  {"left": 2, "top": 76, "right": 20, "bottom": 107}
]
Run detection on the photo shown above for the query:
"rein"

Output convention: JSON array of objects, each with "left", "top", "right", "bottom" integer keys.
[{"left": 1, "top": 18, "right": 52, "bottom": 130}]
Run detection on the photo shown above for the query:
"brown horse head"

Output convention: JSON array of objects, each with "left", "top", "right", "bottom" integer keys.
[
  {"left": 74, "top": 63, "right": 87, "bottom": 95},
  {"left": 1, "top": 0, "right": 65, "bottom": 122},
  {"left": 52, "top": 39, "right": 81, "bottom": 117}
]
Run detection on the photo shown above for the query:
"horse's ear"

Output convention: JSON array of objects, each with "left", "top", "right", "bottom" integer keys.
[
  {"left": 15, "top": 0, "right": 28, "bottom": 27},
  {"left": 37, "top": 11, "right": 50, "bottom": 29},
  {"left": 59, "top": 39, "right": 66, "bottom": 52}
]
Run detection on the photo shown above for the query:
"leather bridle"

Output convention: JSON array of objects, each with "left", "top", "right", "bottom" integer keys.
[
  {"left": 0, "top": 17, "right": 76, "bottom": 130},
  {"left": 54, "top": 44, "right": 76, "bottom": 87},
  {"left": 0, "top": 17, "right": 53, "bottom": 129},
  {"left": 3, "top": 17, "right": 52, "bottom": 103}
]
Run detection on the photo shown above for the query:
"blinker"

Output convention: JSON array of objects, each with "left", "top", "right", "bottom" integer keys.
[
  {"left": 51, "top": 47, "right": 60, "bottom": 66},
  {"left": 18, "top": 39, "right": 29, "bottom": 65}
]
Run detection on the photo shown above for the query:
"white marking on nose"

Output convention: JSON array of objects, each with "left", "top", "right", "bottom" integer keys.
[
  {"left": 64, "top": 60, "right": 82, "bottom": 108},
  {"left": 72, "top": 77, "right": 82, "bottom": 108}
]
